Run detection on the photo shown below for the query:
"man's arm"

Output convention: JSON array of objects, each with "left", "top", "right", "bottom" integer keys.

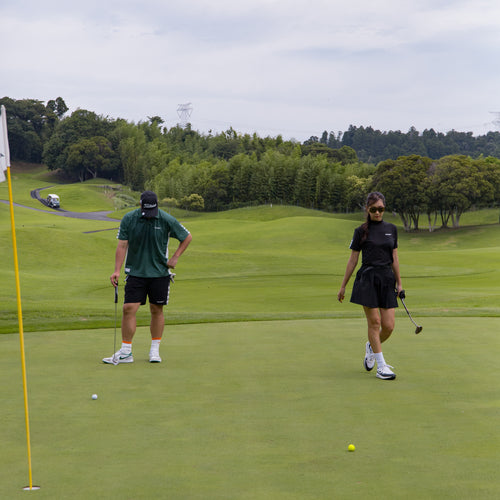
[
  {"left": 167, "top": 233, "right": 192, "bottom": 269},
  {"left": 110, "top": 239, "right": 129, "bottom": 286}
]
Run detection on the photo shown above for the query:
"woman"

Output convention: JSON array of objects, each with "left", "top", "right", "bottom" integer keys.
[{"left": 337, "top": 192, "right": 403, "bottom": 380}]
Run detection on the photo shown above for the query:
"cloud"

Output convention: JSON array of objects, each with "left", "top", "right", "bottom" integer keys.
[{"left": 2, "top": 0, "right": 500, "bottom": 139}]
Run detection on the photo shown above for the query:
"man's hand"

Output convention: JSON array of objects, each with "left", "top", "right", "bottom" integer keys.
[{"left": 110, "top": 272, "right": 120, "bottom": 287}]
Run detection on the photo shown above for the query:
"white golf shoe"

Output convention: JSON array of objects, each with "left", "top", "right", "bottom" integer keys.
[
  {"left": 376, "top": 364, "right": 396, "bottom": 380},
  {"left": 149, "top": 350, "right": 162, "bottom": 363},
  {"left": 363, "top": 341, "right": 375, "bottom": 371},
  {"left": 102, "top": 350, "right": 134, "bottom": 364}
]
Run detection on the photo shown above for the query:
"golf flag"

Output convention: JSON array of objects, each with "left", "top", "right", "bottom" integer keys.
[
  {"left": 1, "top": 105, "right": 38, "bottom": 490},
  {"left": 0, "top": 104, "right": 10, "bottom": 182}
]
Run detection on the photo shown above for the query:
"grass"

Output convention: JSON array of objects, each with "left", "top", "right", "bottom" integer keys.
[
  {"left": 2, "top": 202, "right": 500, "bottom": 332},
  {"left": 1, "top": 163, "right": 500, "bottom": 498},
  {"left": 1, "top": 318, "right": 499, "bottom": 499}
]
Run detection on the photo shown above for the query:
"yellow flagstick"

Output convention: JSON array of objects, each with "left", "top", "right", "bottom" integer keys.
[{"left": 1, "top": 106, "right": 39, "bottom": 491}]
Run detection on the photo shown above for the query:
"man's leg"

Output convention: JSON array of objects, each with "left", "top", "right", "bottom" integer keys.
[
  {"left": 122, "top": 302, "right": 141, "bottom": 342},
  {"left": 149, "top": 303, "right": 165, "bottom": 339},
  {"left": 149, "top": 304, "right": 164, "bottom": 362},
  {"left": 102, "top": 302, "right": 140, "bottom": 364},
  {"left": 117, "top": 302, "right": 141, "bottom": 361}
]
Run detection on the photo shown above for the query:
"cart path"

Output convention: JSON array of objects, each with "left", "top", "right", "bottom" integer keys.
[{"left": 0, "top": 186, "right": 121, "bottom": 222}]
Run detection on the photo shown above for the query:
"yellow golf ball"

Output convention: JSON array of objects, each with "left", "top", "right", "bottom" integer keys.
[{"left": 348, "top": 444, "right": 355, "bottom": 452}]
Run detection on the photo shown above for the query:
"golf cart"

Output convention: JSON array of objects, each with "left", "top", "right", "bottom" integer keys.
[{"left": 47, "top": 193, "right": 60, "bottom": 208}]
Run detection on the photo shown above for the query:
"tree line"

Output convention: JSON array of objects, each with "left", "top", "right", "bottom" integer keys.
[
  {"left": 371, "top": 155, "right": 500, "bottom": 231},
  {"left": 309, "top": 125, "right": 500, "bottom": 164},
  {"left": 2, "top": 96, "right": 500, "bottom": 230}
]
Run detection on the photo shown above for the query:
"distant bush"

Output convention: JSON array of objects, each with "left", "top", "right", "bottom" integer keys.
[
  {"left": 113, "top": 193, "right": 137, "bottom": 210},
  {"left": 179, "top": 193, "right": 205, "bottom": 211},
  {"left": 161, "top": 197, "right": 179, "bottom": 208}
]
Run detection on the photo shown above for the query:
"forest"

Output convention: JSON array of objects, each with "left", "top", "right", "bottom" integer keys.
[{"left": 3, "top": 96, "right": 500, "bottom": 231}]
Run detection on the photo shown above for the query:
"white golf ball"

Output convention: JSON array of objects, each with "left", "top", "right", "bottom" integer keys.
[{"left": 92, "top": 394, "right": 98, "bottom": 400}]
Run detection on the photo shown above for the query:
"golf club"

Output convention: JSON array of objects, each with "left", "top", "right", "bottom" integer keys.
[
  {"left": 112, "top": 284, "right": 119, "bottom": 365},
  {"left": 398, "top": 290, "right": 423, "bottom": 334}
]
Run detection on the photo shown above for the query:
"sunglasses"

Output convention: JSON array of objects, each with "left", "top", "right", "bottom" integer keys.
[{"left": 369, "top": 206, "right": 385, "bottom": 214}]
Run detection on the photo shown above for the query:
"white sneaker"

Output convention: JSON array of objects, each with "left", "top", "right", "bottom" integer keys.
[
  {"left": 149, "top": 351, "right": 162, "bottom": 363},
  {"left": 103, "top": 350, "right": 134, "bottom": 364},
  {"left": 376, "top": 364, "right": 396, "bottom": 380},
  {"left": 364, "top": 342, "right": 375, "bottom": 371}
]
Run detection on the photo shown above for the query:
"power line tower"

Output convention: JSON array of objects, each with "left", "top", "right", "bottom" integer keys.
[
  {"left": 177, "top": 102, "right": 193, "bottom": 128},
  {"left": 489, "top": 111, "right": 500, "bottom": 131}
]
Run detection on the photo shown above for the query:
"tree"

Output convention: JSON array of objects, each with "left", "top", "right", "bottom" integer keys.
[
  {"left": 118, "top": 124, "right": 147, "bottom": 190},
  {"left": 194, "top": 161, "right": 230, "bottom": 211},
  {"left": 372, "top": 155, "right": 432, "bottom": 231},
  {"left": 47, "top": 97, "right": 68, "bottom": 119},
  {"left": 430, "top": 155, "right": 489, "bottom": 228},
  {"left": 148, "top": 116, "right": 164, "bottom": 125},
  {"left": 0, "top": 96, "right": 67, "bottom": 162},
  {"left": 43, "top": 109, "right": 118, "bottom": 174},
  {"left": 344, "top": 175, "right": 371, "bottom": 211},
  {"left": 228, "top": 153, "right": 255, "bottom": 203},
  {"left": 65, "top": 136, "right": 119, "bottom": 181},
  {"left": 179, "top": 193, "right": 204, "bottom": 211}
]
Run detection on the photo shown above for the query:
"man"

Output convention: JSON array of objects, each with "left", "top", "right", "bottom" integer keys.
[{"left": 103, "top": 190, "right": 192, "bottom": 364}]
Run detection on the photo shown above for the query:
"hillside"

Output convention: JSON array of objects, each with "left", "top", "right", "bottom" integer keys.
[{"left": 2, "top": 163, "right": 500, "bottom": 333}]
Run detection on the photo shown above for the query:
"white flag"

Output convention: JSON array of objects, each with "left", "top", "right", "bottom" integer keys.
[{"left": 0, "top": 104, "right": 11, "bottom": 183}]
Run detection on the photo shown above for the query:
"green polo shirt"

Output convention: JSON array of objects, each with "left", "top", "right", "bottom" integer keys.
[{"left": 118, "top": 209, "right": 190, "bottom": 278}]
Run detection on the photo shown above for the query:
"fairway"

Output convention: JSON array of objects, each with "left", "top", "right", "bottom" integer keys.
[
  {"left": 0, "top": 318, "right": 498, "bottom": 499},
  {"left": 1, "top": 166, "right": 500, "bottom": 498}
]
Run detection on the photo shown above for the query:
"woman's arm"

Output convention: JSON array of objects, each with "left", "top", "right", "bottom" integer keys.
[
  {"left": 392, "top": 248, "right": 403, "bottom": 295},
  {"left": 338, "top": 250, "right": 360, "bottom": 302}
]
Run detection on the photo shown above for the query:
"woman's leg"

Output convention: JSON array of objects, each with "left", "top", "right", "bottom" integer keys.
[
  {"left": 363, "top": 306, "right": 396, "bottom": 379},
  {"left": 379, "top": 307, "right": 395, "bottom": 343},
  {"left": 363, "top": 306, "right": 382, "bottom": 353}
]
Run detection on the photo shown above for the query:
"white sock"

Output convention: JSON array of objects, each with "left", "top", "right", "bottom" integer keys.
[
  {"left": 375, "top": 352, "right": 386, "bottom": 367},
  {"left": 121, "top": 342, "right": 132, "bottom": 354},
  {"left": 151, "top": 338, "right": 161, "bottom": 351}
]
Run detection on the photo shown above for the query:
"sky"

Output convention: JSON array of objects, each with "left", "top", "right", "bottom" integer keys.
[{"left": 2, "top": 0, "right": 500, "bottom": 141}]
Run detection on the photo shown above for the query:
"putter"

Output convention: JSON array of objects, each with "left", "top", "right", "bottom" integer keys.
[
  {"left": 112, "top": 285, "right": 119, "bottom": 365},
  {"left": 398, "top": 290, "right": 423, "bottom": 334}
]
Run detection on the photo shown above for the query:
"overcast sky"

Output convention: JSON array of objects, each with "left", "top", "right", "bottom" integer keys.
[{"left": 2, "top": 0, "right": 500, "bottom": 141}]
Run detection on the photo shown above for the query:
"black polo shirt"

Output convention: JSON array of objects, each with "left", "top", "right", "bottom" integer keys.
[{"left": 349, "top": 220, "right": 398, "bottom": 267}]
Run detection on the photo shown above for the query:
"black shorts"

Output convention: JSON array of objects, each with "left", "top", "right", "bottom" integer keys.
[
  {"left": 350, "top": 266, "right": 398, "bottom": 309},
  {"left": 124, "top": 275, "right": 171, "bottom": 306}
]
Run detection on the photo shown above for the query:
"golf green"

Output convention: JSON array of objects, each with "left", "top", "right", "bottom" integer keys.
[
  {"left": 2, "top": 167, "right": 500, "bottom": 498},
  {"left": 1, "top": 317, "right": 498, "bottom": 499}
]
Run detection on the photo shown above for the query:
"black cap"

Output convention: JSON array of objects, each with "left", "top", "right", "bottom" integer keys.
[{"left": 140, "top": 191, "right": 159, "bottom": 218}]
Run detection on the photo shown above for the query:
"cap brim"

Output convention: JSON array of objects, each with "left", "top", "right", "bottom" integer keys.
[{"left": 141, "top": 207, "right": 159, "bottom": 217}]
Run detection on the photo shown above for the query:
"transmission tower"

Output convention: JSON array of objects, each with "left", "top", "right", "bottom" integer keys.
[
  {"left": 177, "top": 102, "right": 193, "bottom": 127},
  {"left": 489, "top": 111, "right": 500, "bottom": 131}
]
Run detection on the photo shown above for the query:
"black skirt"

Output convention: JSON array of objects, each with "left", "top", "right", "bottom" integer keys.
[{"left": 350, "top": 265, "right": 398, "bottom": 309}]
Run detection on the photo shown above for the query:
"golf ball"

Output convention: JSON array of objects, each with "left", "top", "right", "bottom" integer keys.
[
  {"left": 92, "top": 394, "right": 98, "bottom": 400},
  {"left": 348, "top": 444, "right": 355, "bottom": 452}
]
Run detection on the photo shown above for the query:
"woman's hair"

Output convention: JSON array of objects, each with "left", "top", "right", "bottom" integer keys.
[{"left": 360, "top": 192, "right": 386, "bottom": 243}]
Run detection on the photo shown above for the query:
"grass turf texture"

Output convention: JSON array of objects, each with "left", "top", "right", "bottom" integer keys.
[
  {"left": 1, "top": 163, "right": 500, "bottom": 497},
  {"left": 3, "top": 163, "right": 500, "bottom": 333},
  {"left": 0, "top": 318, "right": 499, "bottom": 499}
]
